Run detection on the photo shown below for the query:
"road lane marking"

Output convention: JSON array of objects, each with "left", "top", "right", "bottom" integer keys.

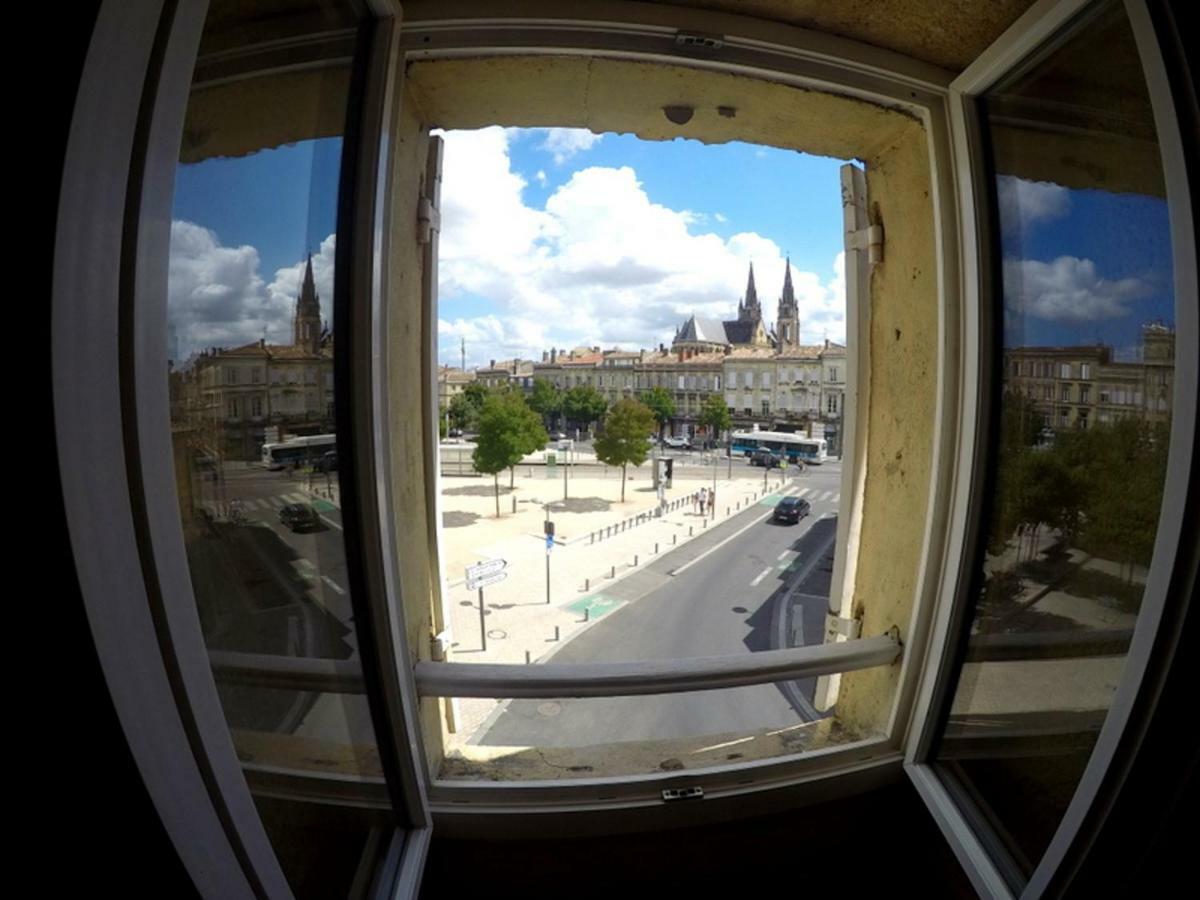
[
  {"left": 668, "top": 487, "right": 798, "bottom": 576},
  {"left": 750, "top": 567, "right": 773, "bottom": 586},
  {"left": 777, "top": 550, "right": 792, "bottom": 561},
  {"left": 321, "top": 575, "right": 346, "bottom": 595}
]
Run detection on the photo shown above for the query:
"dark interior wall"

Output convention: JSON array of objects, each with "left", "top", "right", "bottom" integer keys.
[{"left": 420, "top": 783, "right": 979, "bottom": 898}]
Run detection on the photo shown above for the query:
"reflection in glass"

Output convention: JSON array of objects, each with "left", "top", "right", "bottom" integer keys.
[
  {"left": 935, "top": 2, "right": 1176, "bottom": 884},
  {"left": 164, "top": 1, "right": 384, "bottom": 893}
]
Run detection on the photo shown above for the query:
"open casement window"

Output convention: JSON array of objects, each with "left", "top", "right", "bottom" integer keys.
[
  {"left": 53, "top": 0, "right": 1194, "bottom": 897},
  {"left": 905, "top": 1, "right": 1196, "bottom": 897}
]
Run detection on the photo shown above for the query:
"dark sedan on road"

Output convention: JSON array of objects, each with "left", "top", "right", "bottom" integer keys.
[
  {"left": 279, "top": 502, "right": 322, "bottom": 531},
  {"left": 772, "top": 496, "right": 811, "bottom": 524}
]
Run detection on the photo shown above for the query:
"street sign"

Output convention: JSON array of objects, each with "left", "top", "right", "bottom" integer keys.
[
  {"left": 544, "top": 520, "right": 555, "bottom": 536},
  {"left": 465, "top": 558, "right": 507, "bottom": 582},
  {"left": 467, "top": 570, "right": 507, "bottom": 591},
  {"left": 545, "top": 534, "right": 555, "bottom": 552}
]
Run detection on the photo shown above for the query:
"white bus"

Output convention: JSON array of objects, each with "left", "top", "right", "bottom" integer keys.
[
  {"left": 730, "top": 429, "right": 827, "bottom": 464},
  {"left": 261, "top": 434, "right": 336, "bottom": 470}
]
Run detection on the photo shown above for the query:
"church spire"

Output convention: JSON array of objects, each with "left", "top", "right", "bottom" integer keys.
[
  {"left": 293, "top": 253, "right": 322, "bottom": 352},
  {"left": 776, "top": 257, "right": 800, "bottom": 349},
  {"left": 739, "top": 261, "right": 761, "bottom": 322},
  {"left": 781, "top": 256, "right": 795, "bottom": 307}
]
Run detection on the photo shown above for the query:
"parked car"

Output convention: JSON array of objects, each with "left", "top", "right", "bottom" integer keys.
[
  {"left": 772, "top": 496, "right": 811, "bottom": 524},
  {"left": 663, "top": 436, "right": 692, "bottom": 450},
  {"left": 279, "top": 502, "right": 321, "bottom": 531}
]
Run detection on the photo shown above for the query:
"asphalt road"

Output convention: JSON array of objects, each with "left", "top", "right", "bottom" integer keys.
[{"left": 476, "top": 463, "right": 844, "bottom": 747}]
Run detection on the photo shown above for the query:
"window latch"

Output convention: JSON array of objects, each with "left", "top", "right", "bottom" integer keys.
[
  {"left": 846, "top": 223, "right": 884, "bottom": 265},
  {"left": 662, "top": 786, "right": 704, "bottom": 802},
  {"left": 418, "top": 195, "right": 441, "bottom": 244}
]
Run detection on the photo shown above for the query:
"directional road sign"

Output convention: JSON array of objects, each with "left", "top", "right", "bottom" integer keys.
[{"left": 465, "top": 559, "right": 507, "bottom": 582}]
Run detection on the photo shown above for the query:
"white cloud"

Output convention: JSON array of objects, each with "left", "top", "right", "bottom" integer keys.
[
  {"left": 714, "top": 212, "right": 728, "bottom": 223},
  {"left": 168, "top": 220, "right": 336, "bottom": 361},
  {"left": 535, "top": 169, "right": 548, "bottom": 186},
  {"left": 538, "top": 127, "right": 603, "bottom": 165},
  {"left": 437, "top": 127, "right": 846, "bottom": 366},
  {"left": 1003, "top": 255, "right": 1150, "bottom": 322},
  {"left": 996, "top": 176, "right": 1070, "bottom": 228}
]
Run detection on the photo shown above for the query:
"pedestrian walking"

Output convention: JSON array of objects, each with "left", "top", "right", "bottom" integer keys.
[
  {"left": 707, "top": 488, "right": 715, "bottom": 517},
  {"left": 698, "top": 486, "right": 708, "bottom": 515}
]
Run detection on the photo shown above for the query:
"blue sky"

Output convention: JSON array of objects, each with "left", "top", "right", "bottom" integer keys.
[
  {"left": 164, "top": 128, "right": 1176, "bottom": 369},
  {"left": 996, "top": 175, "right": 1174, "bottom": 354}
]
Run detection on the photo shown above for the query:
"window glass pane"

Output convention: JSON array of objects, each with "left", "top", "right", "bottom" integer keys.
[
  {"left": 165, "top": 1, "right": 388, "bottom": 892},
  {"left": 934, "top": 2, "right": 1176, "bottom": 884}
]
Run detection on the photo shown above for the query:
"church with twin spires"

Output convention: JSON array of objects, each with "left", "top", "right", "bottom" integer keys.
[{"left": 671, "top": 260, "right": 803, "bottom": 355}]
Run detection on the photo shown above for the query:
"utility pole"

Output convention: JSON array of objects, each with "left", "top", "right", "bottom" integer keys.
[{"left": 461, "top": 336, "right": 466, "bottom": 372}]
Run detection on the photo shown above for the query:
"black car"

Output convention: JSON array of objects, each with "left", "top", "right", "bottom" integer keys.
[
  {"left": 279, "top": 502, "right": 321, "bottom": 531},
  {"left": 772, "top": 496, "right": 810, "bottom": 524}
]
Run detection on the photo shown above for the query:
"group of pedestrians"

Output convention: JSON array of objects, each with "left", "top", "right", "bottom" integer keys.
[{"left": 694, "top": 487, "right": 716, "bottom": 517}]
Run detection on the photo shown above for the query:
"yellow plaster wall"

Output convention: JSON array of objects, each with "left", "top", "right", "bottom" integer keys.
[
  {"left": 384, "top": 80, "right": 447, "bottom": 770},
  {"left": 835, "top": 119, "right": 937, "bottom": 735}
]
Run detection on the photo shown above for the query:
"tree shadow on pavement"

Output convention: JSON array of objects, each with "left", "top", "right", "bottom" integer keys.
[{"left": 444, "top": 484, "right": 515, "bottom": 497}]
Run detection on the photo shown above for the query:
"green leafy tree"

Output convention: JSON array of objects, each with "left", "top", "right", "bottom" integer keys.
[
  {"left": 563, "top": 385, "right": 608, "bottom": 433},
  {"left": 472, "top": 392, "right": 547, "bottom": 514},
  {"left": 448, "top": 380, "right": 490, "bottom": 432},
  {"left": 640, "top": 387, "right": 676, "bottom": 438},
  {"left": 593, "top": 398, "right": 656, "bottom": 502},
  {"left": 528, "top": 377, "right": 563, "bottom": 429},
  {"left": 698, "top": 393, "right": 732, "bottom": 448}
]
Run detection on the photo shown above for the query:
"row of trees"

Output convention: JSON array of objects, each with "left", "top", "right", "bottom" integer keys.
[
  {"left": 987, "top": 391, "right": 1170, "bottom": 583},
  {"left": 454, "top": 378, "right": 734, "bottom": 513}
]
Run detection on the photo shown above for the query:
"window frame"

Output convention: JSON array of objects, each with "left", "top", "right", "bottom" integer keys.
[{"left": 902, "top": 1, "right": 1199, "bottom": 898}]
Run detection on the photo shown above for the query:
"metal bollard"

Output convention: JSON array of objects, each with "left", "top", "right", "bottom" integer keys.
[
  {"left": 610, "top": 565, "right": 616, "bottom": 578},
  {"left": 726, "top": 506, "right": 730, "bottom": 516},
  {"left": 585, "top": 578, "right": 590, "bottom": 591},
  {"left": 673, "top": 534, "right": 677, "bottom": 545},
  {"left": 703, "top": 518, "right": 707, "bottom": 528},
  {"left": 554, "top": 626, "right": 560, "bottom": 641},
  {"left": 689, "top": 526, "right": 694, "bottom": 536},
  {"left": 525, "top": 650, "right": 531, "bottom": 664},
  {"left": 634, "top": 554, "right": 638, "bottom": 566},
  {"left": 512, "top": 496, "right": 517, "bottom": 513},
  {"left": 582, "top": 608, "right": 590, "bottom": 623},
  {"left": 655, "top": 543, "right": 659, "bottom": 554}
]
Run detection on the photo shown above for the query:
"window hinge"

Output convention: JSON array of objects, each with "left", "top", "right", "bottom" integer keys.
[
  {"left": 418, "top": 195, "right": 441, "bottom": 244},
  {"left": 846, "top": 223, "right": 884, "bottom": 265},
  {"left": 662, "top": 786, "right": 704, "bottom": 802},
  {"left": 824, "top": 613, "right": 862, "bottom": 642}
]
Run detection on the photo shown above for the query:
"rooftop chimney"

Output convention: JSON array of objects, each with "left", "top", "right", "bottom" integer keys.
[
  {"left": 551, "top": 348, "right": 557, "bottom": 363},
  {"left": 542, "top": 350, "right": 548, "bottom": 362}
]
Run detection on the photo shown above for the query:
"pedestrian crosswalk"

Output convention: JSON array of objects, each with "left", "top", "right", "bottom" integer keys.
[{"left": 792, "top": 488, "right": 839, "bottom": 504}]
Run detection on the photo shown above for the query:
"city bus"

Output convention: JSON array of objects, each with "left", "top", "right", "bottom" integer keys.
[
  {"left": 730, "top": 429, "right": 827, "bottom": 464},
  {"left": 260, "top": 434, "right": 336, "bottom": 470}
]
